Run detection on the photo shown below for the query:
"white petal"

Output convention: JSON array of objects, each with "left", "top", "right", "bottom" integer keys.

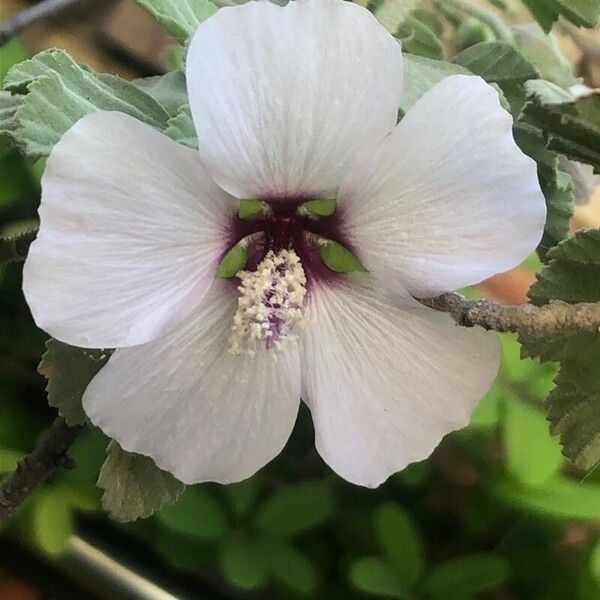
[
  {"left": 300, "top": 279, "right": 500, "bottom": 487},
  {"left": 23, "top": 111, "right": 235, "bottom": 349},
  {"left": 341, "top": 75, "right": 546, "bottom": 298},
  {"left": 83, "top": 280, "right": 301, "bottom": 484},
  {"left": 186, "top": 0, "right": 403, "bottom": 199}
]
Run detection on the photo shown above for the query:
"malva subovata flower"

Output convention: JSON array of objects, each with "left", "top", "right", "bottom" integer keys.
[{"left": 23, "top": 0, "right": 546, "bottom": 487}]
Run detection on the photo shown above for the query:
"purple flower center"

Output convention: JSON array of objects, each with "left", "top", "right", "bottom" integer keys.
[{"left": 228, "top": 199, "right": 351, "bottom": 288}]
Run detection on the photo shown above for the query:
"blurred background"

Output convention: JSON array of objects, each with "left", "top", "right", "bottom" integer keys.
[{"left": 1, "top": 1, "right": 600, "bottom": 598}]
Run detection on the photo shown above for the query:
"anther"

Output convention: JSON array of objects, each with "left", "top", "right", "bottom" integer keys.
[{"left": 228, "top": 249, "right": 307, "bottom": 355}]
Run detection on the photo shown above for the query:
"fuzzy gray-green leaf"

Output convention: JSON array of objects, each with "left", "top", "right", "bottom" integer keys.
[
  {"left": 400, "top": 54, "right": 470, "bottom": 113},
  {"left": 133, "top": 71, "right": 188, "bottom": 116},
  {"left": 0, "top": 91, "right": 22, "bottom": 150},
  {"left": 520, "top": 230, "right": 600, "bottom": 470},
  {"left": 524, "top": 87, "right": 600, "bottom": 174},
  {"left": 98, "top": 441, "right": 185, "bottom": 522},
  {"left": 38, "top": 339, "right": 110, "bottom": 426},
  {"left": 453, "top": 41, "right": 538, "bottom": 83},
  {"left": 134, "top": 0, "right": 218, "bottom": 44},
  {"left": 165, "top": 104, "right": 197, "bottom": 148},
  {"left": 4, "top": 49, "right": 169, "bottom": 159}
]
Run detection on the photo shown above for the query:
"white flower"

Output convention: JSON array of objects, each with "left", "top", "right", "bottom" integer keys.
[{"left": 23, "top": 0, "right": 546, "bottom": 487}]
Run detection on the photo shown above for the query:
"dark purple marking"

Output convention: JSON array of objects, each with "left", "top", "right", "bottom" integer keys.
[{"left": 225, "top": 198, "right": 354, "bottom": 291}]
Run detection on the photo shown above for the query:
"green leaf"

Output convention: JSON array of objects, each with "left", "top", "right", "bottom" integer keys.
[
  {"left": 524, "top": 87, "right": 600, "bottom": 174},
  {"left": 375, "top": 503, "right": 423, "bottom": 587},
  {"left": 453, "top": 41, "right": 538, "bottom": 83},
  {"left": 521, "top": 231, "right": 600, "bottom": 470},
  {"left": 590, "top": 541, "right": 600, "bottom": 586},
  {"left": 98, "top": 441, "right": 185, "bottom": 522},
  {"left": 38, "top": 339, "right": 110, "bottom": 426},
  {"left": 512, "top": 123, "right": 573, "bottom": 260},
  {"left": 155, "top": 530, "right": 205, "bottom": 572},
  {"left": 500, "top": 334, "right": 557, "bottom": 396},
  {"left": 422, "top": 553, "right": 510, "bottom": 597},
  {"left": 525, "top": 79, "right": 576, "bottom": 106},
  {"left": 411, "top": 8, "right": 443, "bottom": 35},
  {"left": 164, "top": 104, "right": 197, "bottom": 148},
  {"left": 67, "top": 486, "right": 101, "bottom": 513},
  {"left": 32, "top": 488, "right": 74, "bottom": 555},
  {"left": 400, "top": 54, "right": 470, "bottom": 113},
  {"left": 529, "top": 229, "right": 600, "bottom": 306},
  {"left": 453, "top": 41, "right": 538, "bottom": 115},
  {"left": 61, "top": 429, "right": 109, "bottom": 487},
  {"left": 453, "top": 18, "right": 495, "bottom": 51},
  {"left": 0, "top": 40, "right": 29, "bottom": 83},
  {"left": 503, "top": 396, "right": 564, "bottom": 486},
  {"left": 157, "top": 486, "right": 227, "bottom": 538},
  {"left": 320, "top": 240, "right": 367, "bottom": 274},
  {"left": 526, "top": 77, "right": 575, "bottom": 105},
  {"left": 349, "top": 557, "right": 408, "bottom": 599},
  {"left": 300, "top": 198, "right": 337, "bottom": 217},
  {"left": 239, "top": 199, "right": 268, "bottom": 220},
  {"left": 134, "top": 0, "right": 218, "bottom": 44},
  {"left": 4, "top": 50, "right": 169, "bottom": 159},
  {"left": 469, "top": 384, "right": 505, "bottom": 430},
  {"left": 396, "top": 460, "right": 431, "bottom": 487},
  {"left": 0, "top": 151, "right": 37, "bottom": 207},
  {"left": 521, "top": 0, "right": 562, "bottom": 33},
  {"left": 493, "top": 476, "right": 600, "bottom": 520},
  {"left": 529, "top": 229, "right": 600, "bottom": 305},
  {"left": 522, "top": 0, "right": 600, "bottom": 32},
  {"left": 222, "top": 477, "right": 261, "bottom": 517},
  {"left": 216, "top": 243, "right": 248, "bottom": 278},
  {"left": 546, "top": 382, "right": 600, "bottom": 470},
  {"left": 3, "top": 50, "right": 65, "bottom": 89},
  {"left": 513, "top": 23, "right": 578, "bottom": 89},
  {"left": 2, "top": 218, "right": 38, "bottom": 239},
  {"left": 558, "top": 0, "right": 600, "bottom": 27},
  {"left": 0, "top": 447, "right": 22, "bottom": 473},
  {"left": 255, "top": 480, "right": 334, "bottom": 536},
  {"left": 261, "top": 537, "right": 319, "bottom": 594},
  {"left": 397, "top": 15, "right": 444, "bottom": 60},
  {"left": 220, "top": 535, "right": 268, "bottom": 590},
  {"left": 373, "top": 0, "right": 424, "bottom": 33},
  {"left": 162, "top": 45, "right": 186, "bottom": 72},
  {"left": 133, "top": 71, "right": 188, "bottom": 116},
  {"left": 523, "top": 330, "right": 600, "bottom": 393},
  {"left": 0, "top": 91, "right": 22, "bottom": 151}
]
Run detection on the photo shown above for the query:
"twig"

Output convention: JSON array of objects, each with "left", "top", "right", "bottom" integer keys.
[
  {"left": 0, "top": 229, "right": 37, "bottom": 264},
  {"left": 0, "top": 0, "right": 82, "bottom": 47},
  {"left": 420, "top": 292, "right": 600, "bottom": 335},
  {"left": 0, "top": 418, "right": 83, "bottom": 524}
]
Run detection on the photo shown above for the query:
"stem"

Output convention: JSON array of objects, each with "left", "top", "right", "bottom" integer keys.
[
  {"left": 0, "top": 418, "right": 83, "bottom": 524},
  {"left": 442, "top": 0, "right": 514, "bottom": 41},
  {"left": 0, "top": 0, "right": 82, "bottom": 46},
  {"left": 420, "top": 292, "right": 600, "bottom": 335}
]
